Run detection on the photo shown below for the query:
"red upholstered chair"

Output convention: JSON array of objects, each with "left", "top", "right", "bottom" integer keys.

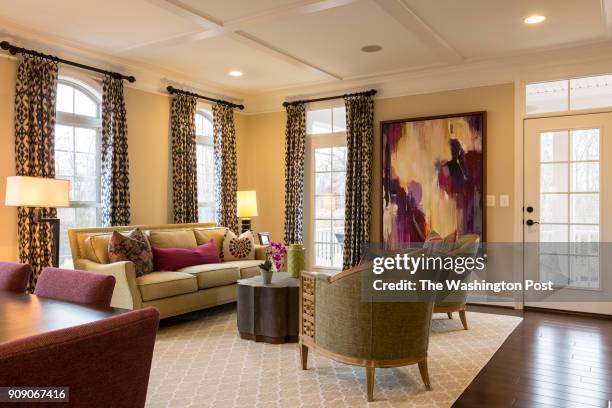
[
  {"left": 0, "top": 261, "right": 32, "bottom": 293},
  {"left": 0, "top": 307, "right": 159, "bottom": 408},
  {"left": 34, "top": 267, "right": 116, "bottom": 309}
]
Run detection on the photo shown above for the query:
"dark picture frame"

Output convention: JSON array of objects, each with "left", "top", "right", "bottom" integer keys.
[
  {"left": 380, "top": 111, "right": 486, "bottom": 245},
  {"left": 257, "top": 232, "right": 271, "bottom": 245}
]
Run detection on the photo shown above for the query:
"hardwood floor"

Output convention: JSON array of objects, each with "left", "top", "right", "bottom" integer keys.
[{"left": 453, "top": 305, "right": 612, "bottom": 408}]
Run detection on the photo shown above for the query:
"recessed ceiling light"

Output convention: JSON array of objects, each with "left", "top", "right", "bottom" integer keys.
[
  {"left": 361, "top": 45, "right": 383, "bottom": 53},
  {"left": 524, "top": 15, "right": 546, "bottom": 24},
  {"left": 229, "top": 71, "right": 243, "bottom": 77}
]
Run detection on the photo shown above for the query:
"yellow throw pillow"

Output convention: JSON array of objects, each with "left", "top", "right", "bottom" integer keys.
[
  {"left": 84, "top": 234, "right": 113, "bottom": 263},
  {"left": 194, "top": 227, "right": 226, "bottom": 257}
]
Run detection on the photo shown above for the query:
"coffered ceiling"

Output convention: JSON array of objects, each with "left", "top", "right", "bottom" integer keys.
[{"left": 0, "top": 0, "right": 611, "bottom": 110}]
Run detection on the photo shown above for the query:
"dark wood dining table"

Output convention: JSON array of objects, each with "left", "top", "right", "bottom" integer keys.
[{"left": 0, "top": 291, "right": 123, "bottom": 343}]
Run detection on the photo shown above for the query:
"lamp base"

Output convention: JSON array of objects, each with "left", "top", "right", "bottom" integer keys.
[
  {"left": 240, "top": 219, "right": 252, "bottom": 234},
  {"left": 33, "top": 207, "right": 60, "bottom": 268}
]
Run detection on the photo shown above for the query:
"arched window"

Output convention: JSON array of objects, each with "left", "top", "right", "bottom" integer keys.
[
  {"left": 55, "top": 77, "right": 102, "bottom": 267},
  {"left": 195, "top": 110, "right": 215, "bottom": 222}
]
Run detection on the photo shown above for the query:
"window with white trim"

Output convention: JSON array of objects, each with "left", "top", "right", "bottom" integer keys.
[
  {"left": 526, "top": 74, "right": 612, "bottom": 115},
  {"left": 55, "top": 78, "right": 102, "bottom": 268},
  {"left": 195, "top": 110, "right": 215, "bottom": 222},
  {"left": 306, "top": 106, "right": 347, "bottom": 269}
]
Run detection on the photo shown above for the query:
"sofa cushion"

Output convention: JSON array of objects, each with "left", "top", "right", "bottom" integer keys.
[
  {"left": 148, "top": 230, "right": 197, "bottom": 249},
  {"left": 194, "top": 228, "right": 226, "bottom": 257},
  {"left": 137, "top": 271, "right": 197, "bottom": 301},
  {"left": 222, "top": 260, "right": 265, "bottom": 278},
  {"left": 178, "top": 264, "right": 240, "bottom": 289}
]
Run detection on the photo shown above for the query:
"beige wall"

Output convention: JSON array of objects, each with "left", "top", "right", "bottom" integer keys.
[
  {"left": 237, "top": 83, "right": 516, "bottom": 244},
  {"left": 236, "top": 111, "right": 287, "bottom": 241},
  {"left": 0, "top": 57, "right": 17, "bottom": 260},
  {"left": 124, "top": 87, "right": 172, "bottom": 226}
]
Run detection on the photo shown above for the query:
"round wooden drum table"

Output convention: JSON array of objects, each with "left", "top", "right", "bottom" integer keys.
[{"left": 236, "top": 272, "right": 300, "bottom": 344}]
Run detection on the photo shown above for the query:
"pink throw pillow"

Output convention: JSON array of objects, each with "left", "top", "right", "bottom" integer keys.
[{"left": 152, "top": 239, "right": 220, "bottom": 271}]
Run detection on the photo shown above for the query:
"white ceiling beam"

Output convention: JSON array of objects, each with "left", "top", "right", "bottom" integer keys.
[
  {"left": 129, "top": 0, "right": 359, "bottom": 50},
  {"left": 602, "top": 0, "right": 612, "bottom": 37},
  {"left": 231, "top": 31, "right": 342, "bottom": 80},
  {"left": 125, "top": 0, "right": 349, "bottom": 80},
  {"left": 372, "top": 0, "right": 463, "bottom": 64},
  {"left": 145, "top": 0, "right": 223, "bottom": 29}
]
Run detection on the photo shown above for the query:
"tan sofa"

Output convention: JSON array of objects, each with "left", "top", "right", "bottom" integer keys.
[{"left": 68, "top": 223, "right": 265, "bottom": 318}]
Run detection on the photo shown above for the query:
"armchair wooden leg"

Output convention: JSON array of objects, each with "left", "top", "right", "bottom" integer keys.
[
  {"left": 447, "top": 312, "right": 453, "bottom": 319},
  {"left": 300, "top": 344, "right": 309, "bottom": 370},
  {"left": 418, "top": 360, "right": 432, "bottom": 390},
  {"left": 459, "top": 309, "right": 468, "bottom": 330},
  {"left": 366, "top": 366, "right": 375, "bottom": 402}
]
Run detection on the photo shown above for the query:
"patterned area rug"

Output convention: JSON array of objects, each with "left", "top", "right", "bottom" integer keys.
[{"left": 146, "top": 305, "right": 521, "bottom": 408}]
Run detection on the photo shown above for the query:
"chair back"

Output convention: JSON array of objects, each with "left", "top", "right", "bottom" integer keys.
[
  {"left": 0, "top": 261, "right": 32, "bottom": 293},
  {"left": 0, "top": 307, "right": 159, "bottom": 408},
  {"left": 435, "top": 234, "right": 481, "bottom": 306},
  {"left": 313, "top": 265, "right": 435, "bottom": 362},
  {"left": 34, "top": 267, "right": 115, "bottom": 309}
]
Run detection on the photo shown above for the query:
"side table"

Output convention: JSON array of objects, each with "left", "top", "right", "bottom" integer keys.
[{"left": 237, "top": 272, "right": 300, "bottom": 344}]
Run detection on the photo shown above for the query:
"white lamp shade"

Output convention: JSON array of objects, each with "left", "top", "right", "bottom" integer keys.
[
  {"left": 5, "top": 176, "right": 70, "bottom": 208},
  {"left": 237, "top": 190, "right": 258, "bottom": 218}
]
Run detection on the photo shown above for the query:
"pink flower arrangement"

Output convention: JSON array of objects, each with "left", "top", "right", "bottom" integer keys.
[{"left": 266, "top": 241, "right": 286, "bottom": 272}]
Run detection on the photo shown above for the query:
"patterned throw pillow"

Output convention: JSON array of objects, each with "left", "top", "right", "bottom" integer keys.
[
  {"left": 108, "top": 228, "right": 154, "bottom": 277},
  {"left": 222, "top": 230, "right": 255, "bottom": 261}
]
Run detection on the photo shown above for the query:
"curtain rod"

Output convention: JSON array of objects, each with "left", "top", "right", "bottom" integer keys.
[
  {"left": 0, "top": 41, "right": 135, "bottom": 83},
  {"left": 282, "top": 89, "right": 377, "bottom": 107},
  {"left": 166, "top": 86, "right": 244, "bottom": 110}
]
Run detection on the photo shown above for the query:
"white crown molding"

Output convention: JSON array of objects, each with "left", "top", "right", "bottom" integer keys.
[{"left": 242, "top": 39, "right": 612, "bottom": 114}]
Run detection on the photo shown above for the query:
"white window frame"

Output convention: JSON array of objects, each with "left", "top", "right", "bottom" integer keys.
[
  {"left": 525, "top": 73, "right": 612, "bottom": 118},
  {"left": 195, "top": 109, "right": 215, "bottom": 222},
  {"left": 304, "top": 104, "right": 347, "bottom": 271},
  {"left": 56, "top": 78, "right": 102, "bottom": 221},
  {"left": 55, "top": 77, "right": 102, "bottom": 267}
]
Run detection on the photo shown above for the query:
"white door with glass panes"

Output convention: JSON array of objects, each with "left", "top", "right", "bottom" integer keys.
[
  {"left": 524, "top": 113, "right": 612, "bottom": 314},
  {"left": 304, "top": 106, "right": 347, "bottom": 270}
]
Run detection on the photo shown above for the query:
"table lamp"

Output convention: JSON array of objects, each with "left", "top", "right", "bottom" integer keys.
[
  {"left": 5, "top": 176, "right": 70, "bottom": 267},
  {"left": 237, "top": 190, "right": 258, "bottom": 233}
]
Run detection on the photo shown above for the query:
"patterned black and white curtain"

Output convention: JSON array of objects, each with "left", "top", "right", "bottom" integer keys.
[
  {"left": 101, "top": 75, "right": 131, "bottom": 226},
  {"left": 212, "top": 103, "right": 239, "bottom": 233},
  {"left": 170, "top": 94, "right": 198, "bottom": 223},
  {"left": 283, "top": 103, "right": 306, "bottom": 245},
  {"left": 343, "top": 94, "right": 374, "bottom": 270},
  {"left": 14, "top": 55, "right": 58, "bottom": 289}
]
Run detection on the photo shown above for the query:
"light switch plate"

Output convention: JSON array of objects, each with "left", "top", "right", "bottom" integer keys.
[
  {"left": 486, "top": 195, "right": 496, "bottom": 207},
  {"left": 499, "top": 195, "right": 510, "bottom": 207}
]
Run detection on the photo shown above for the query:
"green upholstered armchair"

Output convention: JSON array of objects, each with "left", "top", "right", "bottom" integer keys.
[
  {"left": 299, "top": 264, "right": 434, "bottom": 402},
  {"left": 433, "top": 234, "right": 481, "bottom": 330}
]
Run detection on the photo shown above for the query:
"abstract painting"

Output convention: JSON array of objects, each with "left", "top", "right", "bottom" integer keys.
[{"left": 381, "top": 112, "right": 485, "bottom": 245}]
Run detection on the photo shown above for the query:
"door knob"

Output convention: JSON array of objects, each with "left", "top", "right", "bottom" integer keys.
[{"left": 526, "top": 219, "right": 539, "bottom": 226}]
